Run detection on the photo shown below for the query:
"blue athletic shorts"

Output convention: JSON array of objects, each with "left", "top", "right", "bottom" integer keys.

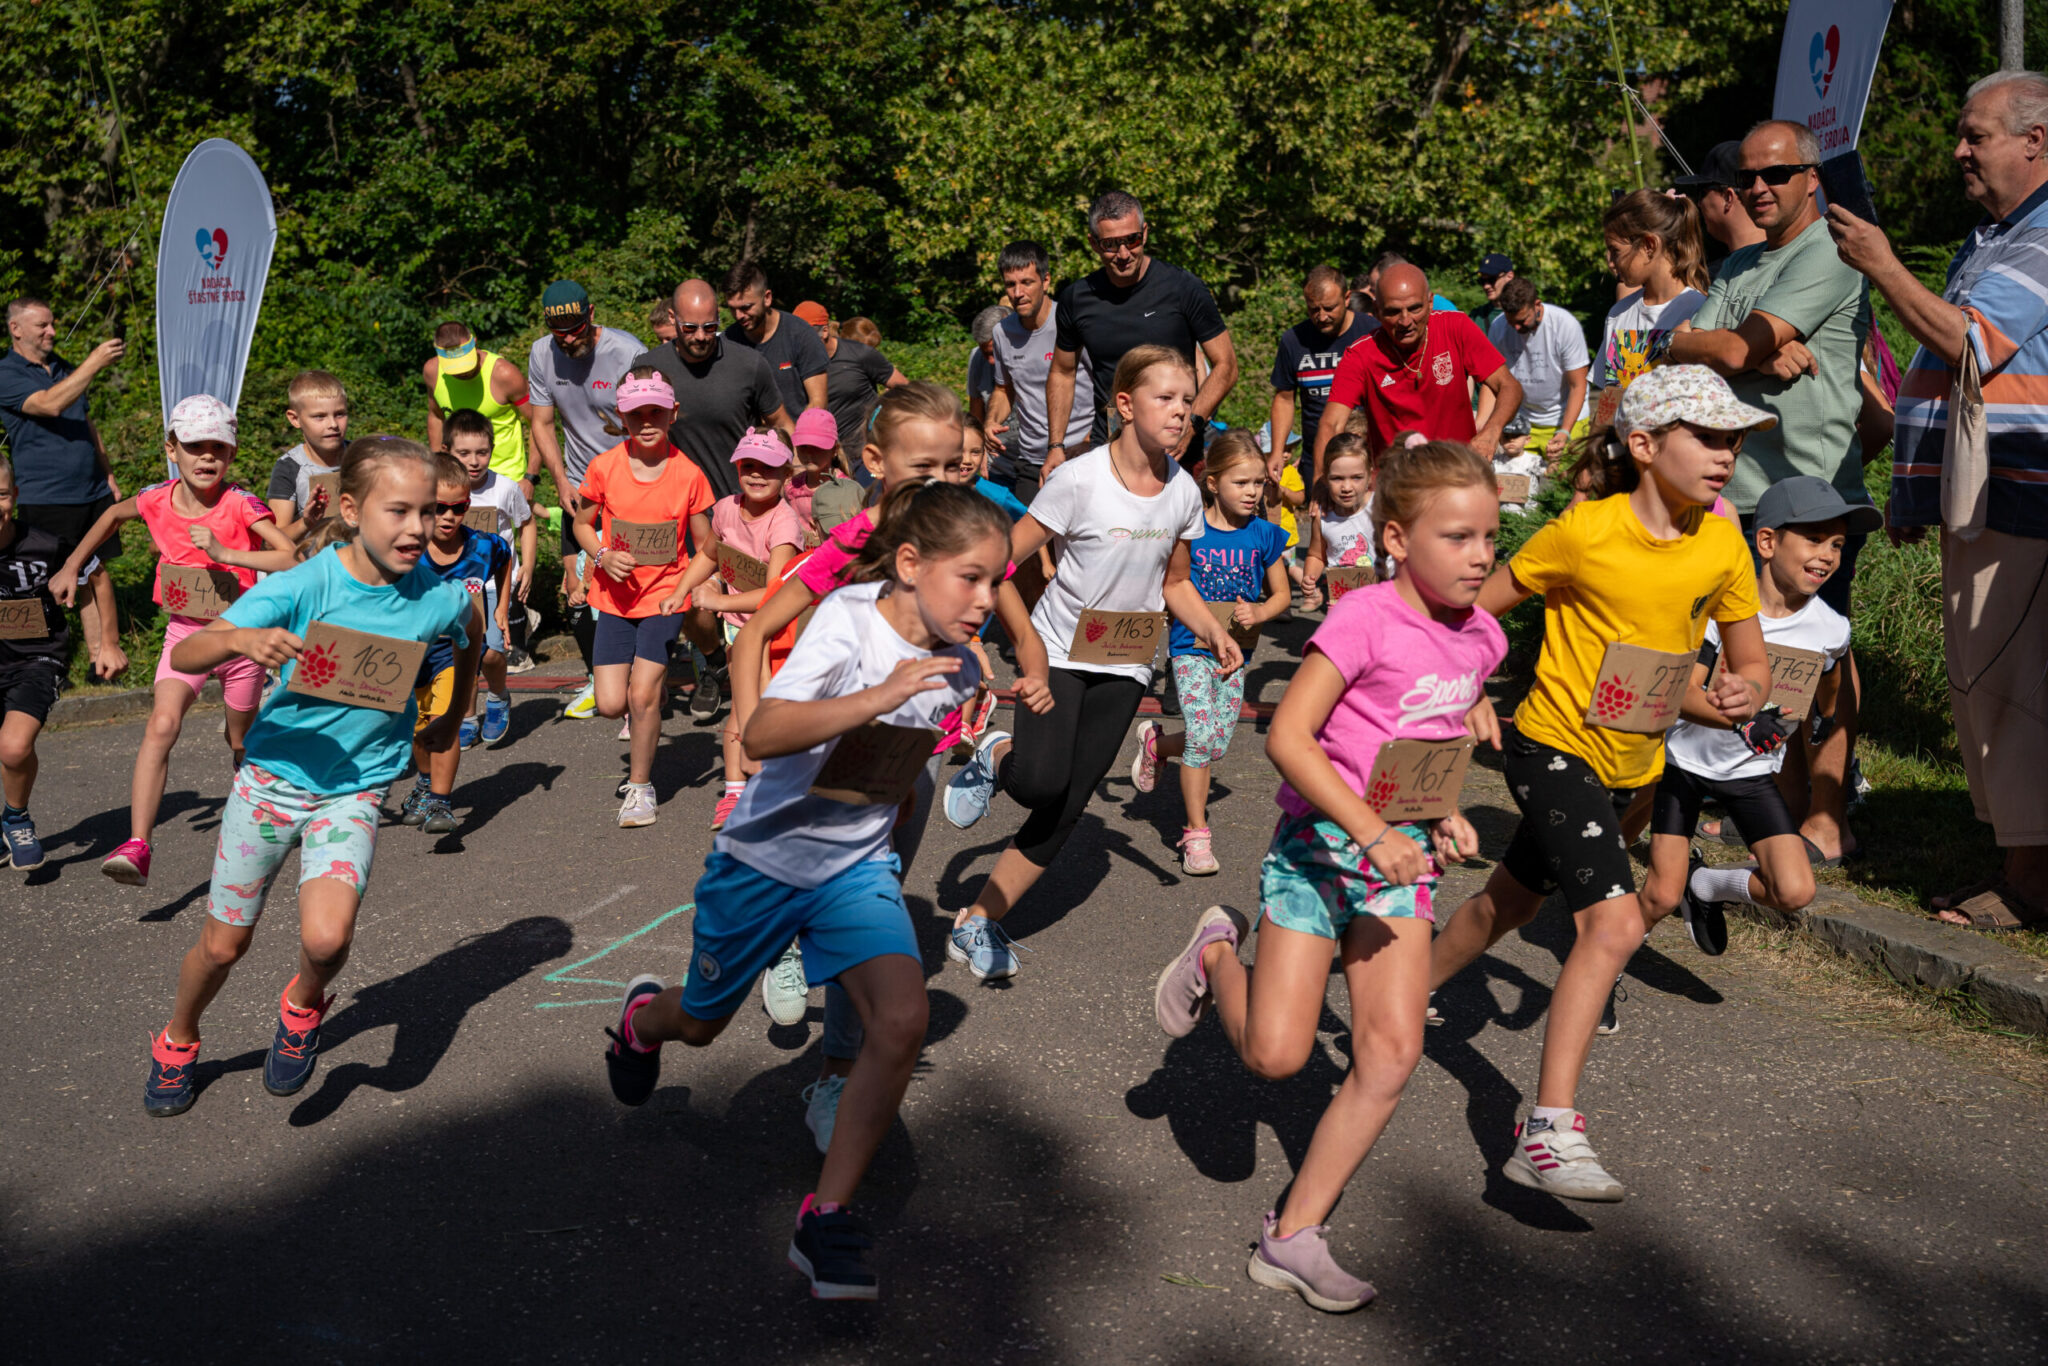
[
  {"left": 680, "top": 849, "right": 917, "bottom": 1021},
  {"left": 593, "top": 610, "right": 682, "bottom": 667}
]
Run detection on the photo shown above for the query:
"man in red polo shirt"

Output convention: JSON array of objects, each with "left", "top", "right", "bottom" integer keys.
[{"left": 1312, "top": 264, "right": 1522, "bottom": 477}]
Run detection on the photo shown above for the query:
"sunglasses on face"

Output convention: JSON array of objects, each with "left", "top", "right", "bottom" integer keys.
[
  {"left": 676, "top": 321, "right": 719, "bottom": 334},
  {"left": 1093, "top": 230, "right": 1146, "bottom": 254},
  {"left": 434, "top": 499, "right": 472, "bottom": 515},
  {"left": 549, "top": 318, "right": 592, "bottom": 340},
  {"left": 1740, "top": 163, "right": 1817, "bottom": 188}
]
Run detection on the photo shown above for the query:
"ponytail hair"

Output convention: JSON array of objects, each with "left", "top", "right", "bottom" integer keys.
[
  {"left": 846, "top": 478, "right": 1014, "bottom": 587},
  {"left": 1373, "top": 439, "right": 1496, "bottom": 557},
  {"left": 1561, "top": 421, "right": 1641, "bottom": 500},
  {"left": 1603, "top": 189, "right": 1709, "bottom": 295},
  {"left": 299, "top": 435, "right": 436, "bottom": 560}
]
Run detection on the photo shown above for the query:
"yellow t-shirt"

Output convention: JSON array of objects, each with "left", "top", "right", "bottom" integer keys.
[
  {"left": 1508, "top": 493, "right": 1759, "bottom": 788},
  {"left": 1267, "top": 465, "right": 1304, "bottom": 548}
]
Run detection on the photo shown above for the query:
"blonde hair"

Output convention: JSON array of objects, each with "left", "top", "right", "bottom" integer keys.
[
  {"left": 1373, "top": 440, "right": 1496, "bottom": 556},
  {"left": 1198, "top": 429, "right": 1264, "bottom": 507},
  {"left": 1110, "top": 344, "right": 1196, "bottom": 407},
  {"left": 287, "top": 370, "right": 347, "bottom": 408},
  {"left": 300, "top": 436, "right": 437, "bottom": 559},
  {"left": 870, "top": 380, "right": 963, "bottom": 456}
]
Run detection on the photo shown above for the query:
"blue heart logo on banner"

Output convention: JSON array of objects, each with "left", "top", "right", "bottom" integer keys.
[{"left": 1809, "top": 25, "right": 1839, "bottom": 99}]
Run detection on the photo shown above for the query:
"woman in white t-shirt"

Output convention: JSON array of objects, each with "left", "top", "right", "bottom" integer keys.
[
  {"left": 1593, "top": 190, "right": 1711, "bottom": 393},
  {"left": 940, "top": 346, "right": 1243, "bottom": 980}
]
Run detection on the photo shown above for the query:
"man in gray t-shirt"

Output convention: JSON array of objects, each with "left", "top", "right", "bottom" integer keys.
[
  {"left": 527, "top": 279, "right": 644, "bottom": 539},
  {"left": 985, "top": 241, "right": 1095, "bottom": 504}
]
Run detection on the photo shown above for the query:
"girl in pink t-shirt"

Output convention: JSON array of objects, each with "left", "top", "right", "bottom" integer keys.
[
  {"left": 1150, "top": 440, "right": 1507, "bottom": 1313},
  {"left": 53, "top": 395, "right": 298, "bottom": 887}
]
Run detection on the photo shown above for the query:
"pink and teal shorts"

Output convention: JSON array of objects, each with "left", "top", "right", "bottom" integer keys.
[
  {"left": 1258, "top": 811, "right": 1439, "bottom": 940},
  {"left": 207, "top": 763, "right": 386, "bottom": 926}
]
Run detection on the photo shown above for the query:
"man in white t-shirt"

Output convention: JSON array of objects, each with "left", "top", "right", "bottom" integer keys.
[
  {"left": 1485, "top": 277, "right": 1590, "bottom": 467},
  {"left": 986, "top": 241, "right": 1097, "bottom": 506}
]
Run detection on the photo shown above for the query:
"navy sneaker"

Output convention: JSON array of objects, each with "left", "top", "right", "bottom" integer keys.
[
  {"left": 788, "top": 1197, "right": 879, "bottom": 1301},
  {"left": 2, "top": 810, "right": 45, "bottom": 871},
  {"left": 480, "top": 693, "right": 511, "bottom": 744},
  {"left": 398, "top": 774, "right": 432, "bottom": 825},
  {"left": 145, "top": 1031, "right": 199, "bottom": 1118},
  {"left": 420, "top": 796, "right": 457, "bottom": 835},
  {"left": 264, "top": 984, "right": 333, "bottom": 1097},
  {"left": 1679, "top": 848, "right": 1728, "bottom": 957},
  {"left": 603, "top": 975, "right": 666, "bottom": 1106}
]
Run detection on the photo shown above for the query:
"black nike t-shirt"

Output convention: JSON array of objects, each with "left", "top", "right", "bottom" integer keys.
[{"left": 1054, "top": 260, "right": 1227, "bottom": 441}]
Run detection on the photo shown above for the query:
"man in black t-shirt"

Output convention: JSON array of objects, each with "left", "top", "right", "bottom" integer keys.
[
  {"left": 633, "top": 279, "right": 792, "bottom": 502},
  {"left": 1045, "top": 191, "right": 1237, "bottom": 469},
  {"left": 721, "top": 261, "right": 829, "bottom": 419},
  {"left": 1269, "top": 265, "right": 1373, "bottom": 473},
  {"left": 796, "top": 300, "right": 907, "bottom": 464}
]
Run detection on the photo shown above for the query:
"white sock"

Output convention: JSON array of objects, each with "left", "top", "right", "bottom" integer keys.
[
  {"left": 1690, "top": 865, "right": 1756, "bottom": 905},
  {"left": 724, "top": 780, "right": 746, "bottom": 798},
  {"left": 493, "top": 689, "right": 510, "bottom": 703},
  {"left": 1531, "top": 1105, "right": 1573, "bottom": 1126}
]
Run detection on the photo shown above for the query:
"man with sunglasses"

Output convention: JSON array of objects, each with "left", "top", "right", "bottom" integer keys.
[
  {"left": 1044, "top": 190, "right": 1237, "bottom": 470},
  {"left": 527, "top": 279, "right": 647, "bottom": 698},
  {"left": 633, "top": 278, "right": 792, "bottom": 503},
  {"left": 1669, "top": 119, "right": 1875, "bottom": 869},
  {"left": 1470, "top": 252, "right": 1516, "bottom": 335}
]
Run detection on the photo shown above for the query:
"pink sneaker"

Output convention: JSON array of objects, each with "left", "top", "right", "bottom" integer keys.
[
  {"left": 102, "top": 839, "right": 152, "bottom": 887},
  {"left": 617, "top": 717, "right": 633, "bottom": 741},
  {"left": 711, "top": 790, "right": 742, "bottom": 830},
  {"left": 962, "top": 690, "right": 998, "bottom": 746},
  {"left": 1178, "top": 826, "right": 1218, "bottom": 876},
  {"left": 1131, "top": 720, "right": 1162, "bottom": 794}
]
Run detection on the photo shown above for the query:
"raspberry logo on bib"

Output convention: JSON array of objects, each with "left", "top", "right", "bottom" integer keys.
[
  {"left": 1084, "top": 618, "right": 1108, "bottom": 643},
  {"left": 297, "top": 643, "right": 339, "bottom": 690}
]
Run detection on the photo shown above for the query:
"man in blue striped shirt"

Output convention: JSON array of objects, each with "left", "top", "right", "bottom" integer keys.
[{"left": 1828, "top": 69, "right": 2048, "bottom": 932}]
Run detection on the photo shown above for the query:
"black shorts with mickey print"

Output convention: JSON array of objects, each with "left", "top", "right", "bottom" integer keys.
[{"left": 1499, "top": 730, "right": 1643, "bottom": 913}]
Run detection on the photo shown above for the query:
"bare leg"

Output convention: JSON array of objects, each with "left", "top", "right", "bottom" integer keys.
[
  {"left": 954, "top": 845, "right": 1045, "bottom": 928},
  {"left": 289, "top": 877, "right": 362, "bottom": 1007},
  {"left": 815, "top": 955, "right": 926, "bottom": 1205},
  {"left": 166, "top": 917, "right": 256, "bottom": 1044},
  {"left": 223, "top": 704, "right": 256, "bottom": 768},
  {"left": 1800, "top": 651, "right": 1859, "bottom": 860},
  {"left": 1204, "top": 916, "right": 1333, "bottom": 1078},
  {"left": 129, "top": 681, "right": 198, "bottom": 844},
  {"left": 1535, "top": 895, "right": 1646, "bottom": 1109},
  {"left": 1429, "top": 866, "right": 1544, "bottom": 991},
  {"left": 1178, "top": 760, "right": 1212, "bottom": 830},
  {"left": 624, "top": 658, "right": 667, "bottom": 785},
  {"left": 0, "top": 710, "right": 44, "bottom": 808}
]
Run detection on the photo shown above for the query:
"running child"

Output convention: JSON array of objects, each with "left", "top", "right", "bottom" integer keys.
[
  {"left": 958, "top": 421, "right": 1031, "bottom": 523},
  {"left": 943, "top": 345, "right": 1243, "bottom": 980},
  {"left": 788, "top": 408, "right": 861, "bottom": 540},
  {"left": 1300, "top": 433, "right": 1379, "bottom": 607},
  {"left": 1428, "top": 366, "right": 1773, "bottom": 1201},
  {"left": 1, "top": 455, "right": 126, "bottom": 871},
  {"left": 143, "top": 435, "right": 480, "bottom": 1117},
  {"left": 663, "top": 427, "right": 804, "bottom": 830},
  {"left": 448, "top": 407, "right": 537, "bottom": 738},
  {"left": 1639, "top": 475, "right": 1869, "bottom": 949},
  {"left": 55, "top": 396, "right": 298, "bottom": 887},
  {"left": 601, "top": 479, "right": 1010, "bottom": 1300},
  {"left": 394, "top": 452, "right": 512, "bottom": 835},
  {"left": 1260, "top": 424, "right": 1307, "bottom": 595},
  {"left": 1131, "top": 430, "right": 1290, "bottom": 876},
  {"left": 573, "top": 370, "right": 716, "bottom": 829},
  {"left": 1152, "top": 439, "right": 1506, "bottom": 1312},
  {"left": 266, "top": 371, "right": 350, "bottom": 541}
]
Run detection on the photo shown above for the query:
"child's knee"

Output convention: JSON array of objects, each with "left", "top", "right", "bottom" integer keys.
[
  {"left": 861, "top": 993, "right": 929, "bottom": 1058},
  {"left": 1765, "top": 865, "right": 1816, "bottom": 913},
  {"left": 1243, "top": 1035, "right": 1313, "bottom": 1082},
  {"left": 300, "top": 922, "right": 355, "bottom": 967},
  {"left": 145, "top": 706, "right": 185, "bottom": 746},
  {"left": 0, "top": 733, "right": 35, "bottom": 770},
  {"left": 196, "top": 924, "right": 253, "bottom": 971},
  {"left": 1354, "top": 1018, "right": 1425, "bottom": 1080}
]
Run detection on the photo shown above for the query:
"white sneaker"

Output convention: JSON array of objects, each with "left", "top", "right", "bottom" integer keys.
[
  {"left": 1503, "top": 1108, "right": 1625, "bottom": 1202},
  {"left": 803, "top": 1074, "right": 846, "bottom": 1154},
  {"left": 617, "top": 783, "right": 657, "bottom": 828},
  {"left": 760, "top": 941, "right": 809, "bottom": 1026}
]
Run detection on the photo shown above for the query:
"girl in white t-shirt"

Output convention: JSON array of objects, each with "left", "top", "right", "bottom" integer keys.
[
  {"left": 601, "top": 478, "right": 1010, "bottom": 1302},
  {"left": 1594, "top": 190, "right": 1711, "bottom": 394},
  {"left": 942, "top": 345, "right": 1244, "bottom": 980},
  {"left": 1301, "top": 433, "right": 1379, "bottom": 605}
]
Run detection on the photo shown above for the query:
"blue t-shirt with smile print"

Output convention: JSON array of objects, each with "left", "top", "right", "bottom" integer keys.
[{"left": 1170, "top": 516, "right": 1290, "bottom": 658}]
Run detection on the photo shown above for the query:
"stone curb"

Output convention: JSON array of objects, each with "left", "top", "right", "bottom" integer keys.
[
  {"left": 1733, "top": 886, "right": 2048, "bottom": 1036},
  {"left": 44, "top": 683, "right": 224, "bottom": 731}
]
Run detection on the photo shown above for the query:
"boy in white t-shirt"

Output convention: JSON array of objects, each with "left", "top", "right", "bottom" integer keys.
[
  {"left": 447, "top": 409, "right": 537, "bottom": 742},
  {"left": 1639, "top": 476, "right": 1877, "bottom": 954}
]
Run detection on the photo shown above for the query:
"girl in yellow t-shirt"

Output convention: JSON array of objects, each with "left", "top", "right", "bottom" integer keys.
[{"left": 1431, "top": 365, "right": 1774, "bottom": 1205}]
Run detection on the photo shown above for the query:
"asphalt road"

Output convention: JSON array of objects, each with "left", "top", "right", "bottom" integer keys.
[{"left": 5, "top": 620, "right": 2046, "bottom": 1363}]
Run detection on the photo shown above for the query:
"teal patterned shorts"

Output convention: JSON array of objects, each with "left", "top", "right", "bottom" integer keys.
[
  {"left": 207, "top": 763, "right": 386, "bottom": 926},
  {"left": 1258, "top": 811, "right": 1439, "bottom": 940}
]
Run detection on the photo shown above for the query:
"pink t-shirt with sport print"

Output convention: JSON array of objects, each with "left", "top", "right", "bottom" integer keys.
[{"left": 1276, "top": 579, "right": 1507, "bottom": 820}]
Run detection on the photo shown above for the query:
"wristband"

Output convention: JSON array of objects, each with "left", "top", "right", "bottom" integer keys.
[{"left": 1359, "top": 828, "right": 1390, "bottom": 855}]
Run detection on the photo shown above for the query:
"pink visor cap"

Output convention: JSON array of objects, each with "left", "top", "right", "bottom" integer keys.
[
  {"left": 791, "top": 407, "right": 840, "bottom": 450},
  {"left": 731, "top": 427, "right": 792, "bottom": 467},
  {"left": 615, "top": 373, "right": 676, "bottom": 412}
]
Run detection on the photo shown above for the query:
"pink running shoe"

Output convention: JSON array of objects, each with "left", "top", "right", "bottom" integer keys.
[
  {"left": 617, "top": 716, "right": 633, "bottom": 741},
  {"left": 102, "top": 839, "right": 152, "bottom": 887},
  {"left": 711, "top": 790, "right": 742, "bottom": 830},
  {"left": 1130, "top": 720, "right": 1162, "bottom": 794},
  {"left": 1177, "top": 826, "right": 1218, "bottom": 876}
]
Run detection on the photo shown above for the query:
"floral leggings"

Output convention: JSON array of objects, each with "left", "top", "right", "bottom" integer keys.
[
  {"left": 207, "top": 763, "right": 386, "bottom": 926},
  {"left": 1171, "top": 652, "right": 1245, "bottom": 768}
]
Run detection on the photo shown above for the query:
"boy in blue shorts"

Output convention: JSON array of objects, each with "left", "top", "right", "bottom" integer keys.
[{"left": 398, "top": 453, "right": 511, "bottom": 834}]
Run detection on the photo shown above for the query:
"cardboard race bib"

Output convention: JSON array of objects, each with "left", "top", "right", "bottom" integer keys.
[
  {"left": 1205, "top": 599, "right": 1263, "bottom": 654},
  {"left": 0, "top": 597, "right": 47, "bottom": 640},
  {"left": 1583, "top": 641, "right": 1697, "bottom": 733},
  {"left": 306, "top": 470, "right": 340, "bottom": 517},
  {"left": 463, "top": 506, "right": 500, "bottom": 534},
  {"left": 285, "top": 621, "right": 430, "bottom": 713},
  {"left": 159, "top": 563, "right": 242, "bottom": 620},
  {"left": 810, "top": 721, "right": 938, "bottom": 806},
  {"left": 1067, "top": 609, "right": 1166, "bottom": 666},
  {"left": 715, "top": 541, "right": 769, "bottom": 595},
  {"left": 1364, "top": 737, "right": 1475, "bottom": 821},
  {"left": 1325, "top": 565, "right": 1373, "bottom": 600},
  {"left": 1496, "top": 472, "right": 1533, "bottom": 504},
  {"left": 609, "top": 518, "right": 678, "bottom": 565},
  {"left": 1708, "top": 643, "right": 1827, "bottom": 722}
]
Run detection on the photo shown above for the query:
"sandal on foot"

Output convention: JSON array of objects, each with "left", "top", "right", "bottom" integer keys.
[
  {"left": 1930, "top": 877, "right": 1999, "bottom": 914},
  {"left": 1800, "top": 836, "right": 1850, "bottom": 869},
  {"left": 1940, "top": 881, "right": 2048, "bottom": 933},
  {"left": 1694, "top": 817, "right": 1746, "bottom": 847}
]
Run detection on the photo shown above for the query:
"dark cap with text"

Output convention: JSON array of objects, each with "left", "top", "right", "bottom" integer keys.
[{"left": 541, "top": 280, "right": 591, "bottom": 332}]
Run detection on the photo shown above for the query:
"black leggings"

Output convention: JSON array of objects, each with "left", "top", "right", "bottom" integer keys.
[{"left": 1001, "top": 666, "right": 1147, "bottom": 866}]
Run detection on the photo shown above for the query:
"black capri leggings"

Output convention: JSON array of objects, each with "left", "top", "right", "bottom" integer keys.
[{"left": 1001, "top": 666, "right": 1147, "bottom": 866}]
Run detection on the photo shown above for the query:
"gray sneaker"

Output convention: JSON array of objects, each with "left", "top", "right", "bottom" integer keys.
[
  {"left": 803, "top": 1074, "right": 845, "bottom": 1154},
  {"left": 419, "top": 797, "right": 457, "bottom": 834},
  {"left": 617, "top": 783, "right": 658, "bottom": 828},
  {"left": 1245, "top": 1210, "right": 1376, "bottom": 1312},
  {"left": 1153, "top": 905, "right": 1248, "bottom": 1037},
  {"left": 761, "top": 941, "right": 810, "bottom": 1026}
]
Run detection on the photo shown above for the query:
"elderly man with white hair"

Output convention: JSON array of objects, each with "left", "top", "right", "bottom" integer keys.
[{"left": 1830, "top": 69, "right": 2048, "bottom": 932}]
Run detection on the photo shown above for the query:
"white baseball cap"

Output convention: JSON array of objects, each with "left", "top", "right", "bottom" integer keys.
[{"left": 167, "top": 394, "right": 238, "bottom": 445}]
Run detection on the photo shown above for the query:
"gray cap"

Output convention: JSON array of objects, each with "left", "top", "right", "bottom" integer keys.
[{"left": 1753, "top": 475, "right": 1883, "bottom": 535}]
